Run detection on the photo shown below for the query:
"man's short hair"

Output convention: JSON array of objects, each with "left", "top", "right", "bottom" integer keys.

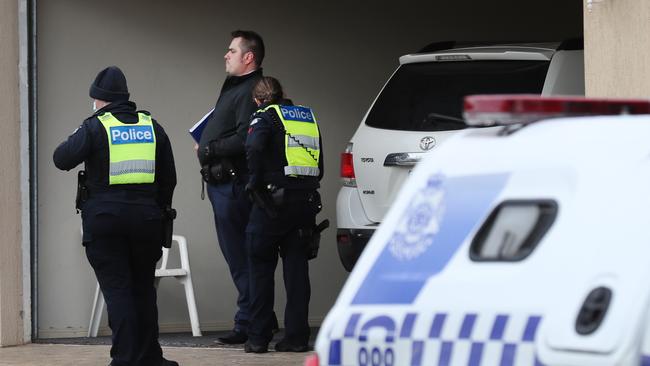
[{"left": 231, "top": 30, "right": 265, "bottom": 67}]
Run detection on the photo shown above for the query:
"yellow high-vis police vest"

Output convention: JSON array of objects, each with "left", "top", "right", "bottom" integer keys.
[
  {"left": 98, "top": 112, "right": 156, "bottom": 185},
  {"left": 262, "top": 104, "right": 321, "bottom": 177}
]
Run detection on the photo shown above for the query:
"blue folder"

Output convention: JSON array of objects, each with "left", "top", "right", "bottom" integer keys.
[{"left": 189, "top": 108, "right": 214, "bottom": 143}]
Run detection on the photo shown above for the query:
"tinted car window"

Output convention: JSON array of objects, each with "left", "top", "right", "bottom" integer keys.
[{"left": 365, "top": 60, "right": 550, "bottom": 131}]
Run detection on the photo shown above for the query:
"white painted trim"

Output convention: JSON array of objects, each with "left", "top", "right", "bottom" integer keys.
[{"left": 17, "top": 0, "right": 31, "bottom": 344}]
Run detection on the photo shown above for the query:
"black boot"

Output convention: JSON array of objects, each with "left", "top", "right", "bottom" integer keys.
[
  {"left": 216, "top": 330, "right": 248, "bottom": 344},
  {"left": 244, "top": 341, "right": 268, "bottom": 353},
  {"left": 274, "top": 339, "right": 309, "bottom": 352}
]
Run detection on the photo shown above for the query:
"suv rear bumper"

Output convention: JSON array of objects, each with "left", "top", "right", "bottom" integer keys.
[
  {"left": 336, "top": 228, "right": 375, "bottom": 272},
  {"left": 336, "top": 187, "right": 379, "bottom": 271}
]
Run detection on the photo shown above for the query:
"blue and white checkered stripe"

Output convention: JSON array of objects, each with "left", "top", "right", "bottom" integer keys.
[{"left": 327, "top": 313, "right": 544, "bottom": 366}]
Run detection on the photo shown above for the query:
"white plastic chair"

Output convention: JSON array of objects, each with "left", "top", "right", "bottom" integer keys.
[{"left": 88, "top": 234, "right": 202, "bottom": 337}]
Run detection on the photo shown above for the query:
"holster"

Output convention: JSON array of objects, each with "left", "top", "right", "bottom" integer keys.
[
  {"left": 306, "top": 191, "right": 326, "bottom": 259},
  {"left": 306, "top": 219, "right": 330, "bottom": 260},
  {"left": 75, "top": 170, "right": 89, "bottom": 213},
  {"left": 162, "top": 206, "right": 177, "bottom": 248}
]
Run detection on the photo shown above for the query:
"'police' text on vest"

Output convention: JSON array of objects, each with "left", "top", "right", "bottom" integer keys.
[
  {"left": 110, "top": 126, "right": 155, "bottom": 145},
  {"left": 280, "top": 106, "right": 315, "bottom": 123}
]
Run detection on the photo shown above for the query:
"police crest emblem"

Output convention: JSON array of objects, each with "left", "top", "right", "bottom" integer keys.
[{"left": 388, "top": 174, "right": 446, "bottom": 261}]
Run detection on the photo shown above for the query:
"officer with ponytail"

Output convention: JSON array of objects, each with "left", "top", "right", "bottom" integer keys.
[
  {"left": 53, "top": 66, "right": 178, "bottom": 366},
  {"left": 243, "top": 77, "right": 324, "bottom": 353}
]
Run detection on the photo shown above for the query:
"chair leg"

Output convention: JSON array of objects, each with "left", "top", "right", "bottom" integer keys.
[
  {"left": 88, "top": 283, "right": 105, "bottom": 337},
  {"left": 180, "top": 275, "right": 202, "bottom": 337}
]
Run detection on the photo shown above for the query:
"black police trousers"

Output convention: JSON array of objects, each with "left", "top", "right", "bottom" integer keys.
[
  {"left": 82, "top": 200, "right": 164, "bottom": 366},
  {"left": 246, "top": 189, "right": 318, "bottom": 346}
]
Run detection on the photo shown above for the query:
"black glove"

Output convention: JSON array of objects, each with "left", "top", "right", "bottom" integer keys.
[
  {"left": 246, "top": 182, "right": 278, "bottom": 218},
  {"left": 203, "top": 141, "right": 216, "bottom": 161}
]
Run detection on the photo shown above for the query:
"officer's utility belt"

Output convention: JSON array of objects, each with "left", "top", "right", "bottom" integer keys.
[
  {"left": 201, "top": 158, "right": 237, "bottom": 185},
  {"left": 75, "top": 181, "right": 158, "bottom": 210}
]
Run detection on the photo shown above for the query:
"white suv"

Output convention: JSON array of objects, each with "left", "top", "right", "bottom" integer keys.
[{"left": 336, "top": 40, "right": 584, "bottom": 271}]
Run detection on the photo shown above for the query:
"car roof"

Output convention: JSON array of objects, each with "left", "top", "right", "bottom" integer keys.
[
  {"left": 399, "top": 39, "right": 583, "bottom": 65},
  {"left": 415, "top": 39, "right": 582, "bottom": 53},
  {"left": 436, "top": 43, "right": 558, "bottom": 53},
  {"left": 399, "top": 47, "right": 556, "bottom": 64}
]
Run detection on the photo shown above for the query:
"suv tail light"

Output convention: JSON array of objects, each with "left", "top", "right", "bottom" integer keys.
[{"left": 340, "top": 142, "right": 356, "bottom": 187}]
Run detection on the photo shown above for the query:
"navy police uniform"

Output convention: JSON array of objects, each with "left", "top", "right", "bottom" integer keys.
[
  {"left": 53, "top": 67, "right": 177, "bottom": 366},
  {"left": 244, "top": 101, "right": 324, "bottom": 351},
  {"left": 197, "top": 69, "right": 262, "bottom": 340},
  {"left": 198, "top": 68, "right": 279, "bottom": 342}
]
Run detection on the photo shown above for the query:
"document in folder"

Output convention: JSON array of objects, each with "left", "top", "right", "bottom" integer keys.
[{"left": 189, "top": 108, "right": 214, "bottom": 143}]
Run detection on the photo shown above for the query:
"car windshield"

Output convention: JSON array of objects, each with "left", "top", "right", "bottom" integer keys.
[{"left": 365, "top": 60, "right": 550, "bottom": 131}]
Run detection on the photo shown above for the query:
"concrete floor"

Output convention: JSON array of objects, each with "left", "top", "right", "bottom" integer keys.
[{"left": 0, "top": 343, "right": 313, "bottom": 365}]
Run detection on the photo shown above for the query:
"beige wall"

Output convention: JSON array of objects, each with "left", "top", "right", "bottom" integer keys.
[
  {"left": 0, "top": 0, "right": 25, "bottom": 346},
  {"left": 584, "top": 0, "right": 650, "bottom": 97},
  {"left": 36, "top": 0, "right": 583, "bottom": 337}
]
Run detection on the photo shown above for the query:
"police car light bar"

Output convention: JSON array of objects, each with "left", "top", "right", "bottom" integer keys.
[{"left": 463, "top": 94, "right": 650, "bottom": 126}]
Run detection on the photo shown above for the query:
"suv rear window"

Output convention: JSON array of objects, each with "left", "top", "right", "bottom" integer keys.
[{"left": 365, "top": 60, "right": 550, "bottom": 131}]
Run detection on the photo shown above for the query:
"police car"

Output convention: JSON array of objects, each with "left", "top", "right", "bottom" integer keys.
[{"left": 308, "top": 95, "right": 650, "bottom": 365}]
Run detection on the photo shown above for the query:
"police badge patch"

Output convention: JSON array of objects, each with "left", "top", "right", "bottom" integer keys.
[{"left": 388, "top": 174, "right": 446, "bottom": 261}]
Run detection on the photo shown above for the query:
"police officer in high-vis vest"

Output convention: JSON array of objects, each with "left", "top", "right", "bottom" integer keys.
[
  {"left": 243, "top": 77, "right": 324, "bottom": 353},
  {"left": 53, "top": 66, "right": 178, "bottom": 366}
]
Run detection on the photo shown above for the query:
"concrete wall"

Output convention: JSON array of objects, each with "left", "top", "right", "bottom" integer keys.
[
  {"left": 584, "top": 0, "right": 650, "bottom": 97},
  {"left": 0, "top": 0, "right": 25, "bottom": 346},
  {"left": 37, "top": 0, "right": 583, "bottom": 337}
]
